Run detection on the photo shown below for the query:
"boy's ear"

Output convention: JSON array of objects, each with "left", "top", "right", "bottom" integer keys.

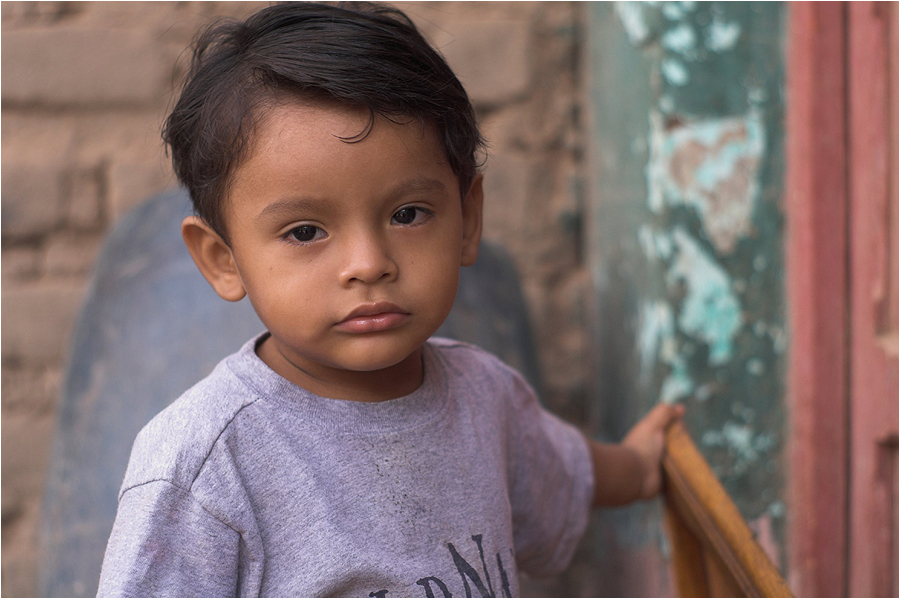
[
  {"left": 460, "top": 173, "right": 484, "bottom": 267},
  {"left": 181, "top": 216, "right": 247, "bottom": 302}
]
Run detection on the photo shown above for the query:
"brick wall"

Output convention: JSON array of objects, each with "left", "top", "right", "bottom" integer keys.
[{"left": 1, "top": 2, "right": 589, "bottom": 595}]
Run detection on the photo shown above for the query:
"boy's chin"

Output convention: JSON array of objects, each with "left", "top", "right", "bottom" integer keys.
[
  {"left": 276, "top": 334, "right": 427, "bottom": 375},
  {"left": 335, "top": 341, "right": 425, "bottom": 374}
]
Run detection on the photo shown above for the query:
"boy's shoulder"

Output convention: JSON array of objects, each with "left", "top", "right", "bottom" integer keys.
[
  {"left": 119, "top": 339, "right": 263, "bottom": 499},
  {"left": 427, "top": 336, "right": 515, "bottom": 372},
  {"left": 426, "top": 336, "right": 534, "bottom": 397}
]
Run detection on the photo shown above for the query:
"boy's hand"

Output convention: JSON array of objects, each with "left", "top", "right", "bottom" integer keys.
[{"left": 621, "top": 403, "right": 685, "bottom": 500}]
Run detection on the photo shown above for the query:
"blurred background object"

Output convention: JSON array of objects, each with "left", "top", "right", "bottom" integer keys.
[{"left": 2, "top": 3, "right": 590, "bottom": 595}]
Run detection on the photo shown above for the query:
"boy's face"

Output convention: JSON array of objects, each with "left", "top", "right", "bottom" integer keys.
[{"left": 182, "top": 101, "right": 483, "bottom": 401}]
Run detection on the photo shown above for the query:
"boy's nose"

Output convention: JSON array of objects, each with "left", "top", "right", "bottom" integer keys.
[{"left": 339, "top": 233, "right": 398, "bottom": 285}]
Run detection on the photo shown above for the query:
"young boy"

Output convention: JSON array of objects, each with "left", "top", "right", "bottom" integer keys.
[{"left": 97, "top": 3, "right": 682, "bottom": 597}]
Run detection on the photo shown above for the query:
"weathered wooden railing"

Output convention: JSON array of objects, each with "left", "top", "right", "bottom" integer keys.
[{"left": 663, "top": 422, "right": 793, "bottom": 597}]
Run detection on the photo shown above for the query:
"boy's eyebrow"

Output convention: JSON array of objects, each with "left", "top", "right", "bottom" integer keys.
[
  {"left": 385, "top": 176, "right": 448, "bottom": 199},
  {"left": 256, "top": 177, "right": 449, "bottom": 220},
  {"left": 257, "top": 196, "right": 338, "bottom": 221}
]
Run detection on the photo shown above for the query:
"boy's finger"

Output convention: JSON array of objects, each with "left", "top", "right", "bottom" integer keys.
[{"left": 646, "top": 402, "right": 684, "bottom": 428}]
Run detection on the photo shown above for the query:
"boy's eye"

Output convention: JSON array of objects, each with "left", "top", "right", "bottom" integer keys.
[
  {"left": 288, "top": 225, "right": 324, "bottom": 243},
  {"left": 392, "top": 206, "right": 429, "bottom": 226}
]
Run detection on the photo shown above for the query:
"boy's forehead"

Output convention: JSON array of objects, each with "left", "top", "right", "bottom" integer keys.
[
  {"left": 255, "top": 100, "right": 372, "bottom": 146},
  {"left": 222, "top": 99, "right": 456, "bottom": 215},
  {"left": 244, "top": 99, "right": 445, "bottom": 171}
]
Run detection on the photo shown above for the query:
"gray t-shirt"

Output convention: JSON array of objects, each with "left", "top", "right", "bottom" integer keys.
[{"left": 98, "top": 335, "right": 594, "bottom": 597}]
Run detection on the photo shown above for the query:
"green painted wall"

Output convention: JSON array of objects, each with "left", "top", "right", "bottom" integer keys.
[{"left": 582, "top": 2, "right": 787, "bottom": 594}]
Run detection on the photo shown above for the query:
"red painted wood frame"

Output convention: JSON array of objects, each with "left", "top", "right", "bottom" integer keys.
[
  {"left": 847, "top": 3, "right": 899, "bottom": 597},
  {"left": 787, "top": 2, "right": 899, "bottom": 597},
  {"left": 785, "top": 3, "right": 849, "bottom": 596}
]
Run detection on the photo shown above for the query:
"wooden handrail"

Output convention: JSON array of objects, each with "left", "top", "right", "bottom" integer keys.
[{"left": 663, "top": 421, "right": 793, "bottom": 598}]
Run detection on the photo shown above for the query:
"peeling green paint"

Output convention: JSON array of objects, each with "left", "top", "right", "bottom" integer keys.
[
  {"left": 586, "top": 2, "right": 786, "bottom": 590},
  {"left": 668, "top": 228, "right": 742, "bottom": 364},
  {"left": 647, "top": 109, "right": 765, "bottom": 254}
]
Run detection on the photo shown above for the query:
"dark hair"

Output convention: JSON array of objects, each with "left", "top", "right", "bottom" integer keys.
[{"left": 162, "top": 1, "right": 485, "bottom": 241}]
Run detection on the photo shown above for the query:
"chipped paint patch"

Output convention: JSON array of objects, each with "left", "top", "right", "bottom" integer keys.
[
  {"left": 661, "top": 1, "right": 696, "bottom": 21},
  {"left": 637, "top": 299, "right": 694, "bottom": 404},
  {"left": 768, "top": 501, "right": 785, "bottom": 518},
  {"left": 660, "top": 361, "right": 693, "bottom": 403},
  {"left": 770, "top": 326, "right": 787, "bottom": 355},
  {"left": 661, "top": 23, "right": 696, "bottom": 55},
  {"left": 668, "top": 228, "right": 742, "bottom": 364},
  {"left": 638, "top": 300, "right": 674, "bottom": 382},
  {"left": 748, "top": 86, "right": 768, "bottom": 105},
  {"left": 615, "top": 2, "right": 651, "bottom": 46},
  {"left": 637, "top": 225, "right": 742, "bottom": 397},
  {"left": 637, "top": 224, "right": 674, "bottom": 261},
  {"left": 706, "top": 17, "right": 742, "bottom": 52},
  {"left": 702, "top": 421, "right": 775, "bottom": 474},
  {"left": 660, "top": 57, "right": 689, "bottom": 86},
  {"left": 746, "top": 358, "right": 765, "bottom": 376},
  {"left": 647, "top": 110, "right": 765, "bottom": 254},
  {"left": 658, "top": 94, "right": 675, "bottom": 113}
]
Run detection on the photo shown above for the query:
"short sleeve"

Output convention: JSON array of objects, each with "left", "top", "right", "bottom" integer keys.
[
  {"left": 97, "top": 480, "right": 241, "bottom": 598},
  {"left": 506, "top": 374, "right": 595, "bottom": 578}
]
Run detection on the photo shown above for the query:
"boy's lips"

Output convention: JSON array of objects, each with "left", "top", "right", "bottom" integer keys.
[{"left": 335, "top": 302, "right": 410, "bottom": 333}]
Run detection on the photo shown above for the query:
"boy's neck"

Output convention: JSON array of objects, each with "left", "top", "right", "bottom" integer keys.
[{"left": 256, "top": 336, "right": 425, "bottom": 402}]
